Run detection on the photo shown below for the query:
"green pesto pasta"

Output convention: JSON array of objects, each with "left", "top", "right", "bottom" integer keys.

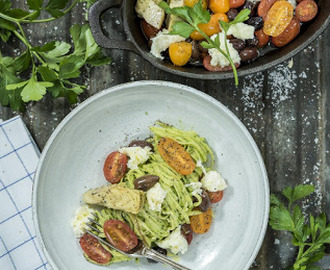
[{"left": 93, "top": 121, "right": 214, "bottom": 264}]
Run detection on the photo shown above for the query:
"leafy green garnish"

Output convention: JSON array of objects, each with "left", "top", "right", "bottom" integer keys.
[
  {"left": 159, "top": 0, "right": 250, "bottom": 86},
  {"left": 270, "top": 185, "right": 330, "bottom": 270},
  {"left": 0, "top": 0, "right": 111, "bottom": 111}
]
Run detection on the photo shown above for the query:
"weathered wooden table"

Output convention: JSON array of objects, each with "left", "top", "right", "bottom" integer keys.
[{"left": 1, "top": 1, "right": 329, "bottom": 269}]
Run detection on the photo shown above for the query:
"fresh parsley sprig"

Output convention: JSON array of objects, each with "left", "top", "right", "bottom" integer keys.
[
  {"left": 270, "top": 185, "right": 330, "bottom": 270},
  {"left": 0, "top": 0, "right": 110, "bottom": 112},
  {"left": 159, "top": 0, "right": 250, "bottom": 86}
]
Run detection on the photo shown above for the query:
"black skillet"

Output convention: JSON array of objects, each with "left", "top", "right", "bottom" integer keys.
[{"left": 89, "top": 0, "right": 330, "bottom": 80}]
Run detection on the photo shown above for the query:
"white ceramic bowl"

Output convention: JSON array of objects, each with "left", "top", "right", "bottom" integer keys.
[{"left": 33, "top": 81, "right": 269, "bottom": 270}]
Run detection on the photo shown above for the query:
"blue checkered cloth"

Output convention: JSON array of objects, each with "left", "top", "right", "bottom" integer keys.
[{"left": 0, "top": 116, "right": 49, "bottom": 270}]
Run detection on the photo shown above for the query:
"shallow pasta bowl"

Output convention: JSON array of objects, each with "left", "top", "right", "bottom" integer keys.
[{"left": 32, "top": 81, "right": 269, "bottom": 270}]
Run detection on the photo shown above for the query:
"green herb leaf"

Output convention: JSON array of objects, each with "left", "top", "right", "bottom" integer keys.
[
  {"left": 189, "top": 0, "right": 210, "bottom": 25},
  {"left": 38, "top": 66, "right": 57, "bottom": 81},
  {"left": 269, "top": 203, "right": 295, "bottom": 231},
  {"left": 0, "top": 18, "right": 16, "bottom": 31},
  {"left": 6, "top": 9, "right": 31, "bottom": 19},
  {"left": 31, "top": 41, "right": 56, "bottom": 52},
  {"left": 21, "top": 75, "right": 53, "bottom": 102},
  {"left": 45, "top": 0, "right": 70, "bottom": 10},
  {"left": 45, "top": 9, "right": 64, "bottom": 18},
  {"left": 282, "top": 185, "right": 315, "bottom": 205},
  {"left": 231, "top": 9, "right": 251, "bottom": 24},
  {"left": 169, "top": 22, "right": 195, "bottom": 38},
  {"left": 27, "top": 0, "right": 44, "bottom": 11},
  {"left": 0, "top": 0, "right": 11, "bottom": 13}
]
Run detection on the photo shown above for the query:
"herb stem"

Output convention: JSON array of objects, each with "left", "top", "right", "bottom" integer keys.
[
  {"left": 21, "top": 0, "right": 80, "bottom": 23},
  {"left": 0, "top": 12, "right": 18, "bottom": 23},
  {"left": 196, "top": 26, "right": 239, "bottom": 85}
]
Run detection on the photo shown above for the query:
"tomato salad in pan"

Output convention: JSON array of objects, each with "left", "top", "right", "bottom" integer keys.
[
  {"left": 135, "top": 0, "right": 318, "bottom": 84},
  {"left": 71, "top": 122, "right": 228, "bottom": 265}
]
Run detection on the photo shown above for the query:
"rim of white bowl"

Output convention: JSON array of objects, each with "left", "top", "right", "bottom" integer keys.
[{"left": 32, "top": 80, "right": 270, "bottom": 270}]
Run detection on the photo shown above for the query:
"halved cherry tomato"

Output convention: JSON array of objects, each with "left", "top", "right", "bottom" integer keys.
[
  {"left": 209, "top": 0, "right": 230, "bottom": 14},
  {"left": 103, "top": 151, "right": 127, "bottom": 184},
  {"left": 181, "top": 224, "right": 193, "bottom": 244},
  {"left": 203, "top": 55, "right": 240, "bottom": 71},
  {"left": 169, "top": 41, "right": 192, "bottom": 66},
  {"left": 295, "top": 0, "right": 318, "bottom": 22},
  {"left": 190, "top": 207, "right": 213, "bottom": 234},
  {"left": 184, "top": 0, "right": 208, "bottom": 9},
  {"left": 79, "top": 233, "right": 112, "bottom": 264},
  {"left": 103, "top": 220, "right": 138, "bottom": 252},
  {"left": 141, "top": 19, "right": 159, "bottom": 39},
  {"left": 208, "top": 190, "right": 224, "bottom": 203},
  {"left": 190, "top": 13, "right": 228, "bottom": 40},
  {"left": 158, "top": 137, "right": 196, "bottom": 175}
]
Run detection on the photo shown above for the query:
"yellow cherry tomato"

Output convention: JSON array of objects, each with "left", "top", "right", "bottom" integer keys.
[
  {"left": 263, "top": 1, "right": 294, "bottom": 37},
  {"left": 169, "top": 42, "right": 192, "bottom": 66},
  {"left": 184, "top": 0, "right": 208, "bottom": 9},
  {"left": 190, "top": 13, "right": 229, "bottom": 40},
  {"left": 209, "top": 0, "right": 230, "bottom": 14}
]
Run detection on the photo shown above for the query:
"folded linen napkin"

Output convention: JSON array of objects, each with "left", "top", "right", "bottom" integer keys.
[{"left": 0, "top": 116, "right": 50, "bottom": 270}]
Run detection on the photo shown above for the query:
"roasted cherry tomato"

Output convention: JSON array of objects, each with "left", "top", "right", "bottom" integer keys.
[
  {"left": 208, "top": 190, "right": 224, "bottom": 203},
  {"left": 203, "top": 55, "right": 240, "bottom": 71},
  {"left": 190, "top": 208, "right": 213, "bottom": 234},
  {"left": 271, "top": 18, "right": 301, "bottom": 47},
  {"left": 103, "top": 220, "right": 138, "bottom": 252},
  {"left": 263, "top": 1, "right": 294, "bottom": 37},
  {"left": 103, "top": 151, "right": 127, "bottom": 184},
  {"left": 141, "top": 19, "right": 159, "bottom": 39},
  {"left": 295, "top": 0, "right": 318, "bottom": 22},
  {"left": 190, "top": 13, "right": 228, "bottom": 40},
  {"left": 79, "top": 233, "right": 112, "bottom": 264},
  {"left": 257, "top": 0, "right": 278, "bottom": 19},
  {"left": 169, "top": 41, "right": 192, "bottom": 66},
  {"left": 181, "top": 224, "right": 193, "bottom": 244},
  {"left": 184, "top": 0, "right": 208, "bottom": 9},
  {"left": 209, "top": 0, "right": 230, "bottom": 14},
  {"left": 255, "top": 29, "right": 270, "bottom": 48},
  {"left": 229, "top": 0, "right": 245, "bottom": 9},
  {"left": 158, "top": 137, "right": 195, "bottom": 175}
]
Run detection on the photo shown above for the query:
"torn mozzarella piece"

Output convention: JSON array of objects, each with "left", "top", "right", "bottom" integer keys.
[
  {"left": 227, "top": 23, "right": 255, "bottom": 41},
  {"left": 147, "top": 182, "right": 167, "bottom": 211},
  {"left": 119, "top": 146, "right": 151, "bottom": 170},
  {"left": 156, "top": 226, "right": 188, "bottom": 254},
  {"left": 150, "top": 29, "right": 185, "bottom": 59},
  {"left": 208, "top": 32, "right": 241, "bottom": 68},
  {"left": 71, "top": 205, "right": 95, "bottom": 238}
]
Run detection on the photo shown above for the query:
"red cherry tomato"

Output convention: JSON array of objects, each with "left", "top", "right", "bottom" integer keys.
[
  {"left": 181, "top": 224, "right": 193, "bottom": 244},
  {"left": 203, "top": 55, "right": 240, "bottom": 71},
  {"left": 79, "top": 233, "right": 112, "bottom": 264},
  {"left": 208, "top": 190, "right": 224, "bottom": 203},
  {"left": 103, "top": 220, "right": 138, "bottom": 252},
  {"left": 295, "top": 0, "right": 318, "bottom": 22},
  {"left": 103, "top": 151, "right": 127, "bottom": 184}
]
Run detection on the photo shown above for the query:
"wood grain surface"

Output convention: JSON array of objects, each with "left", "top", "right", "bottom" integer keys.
[{"left": 0, "top": 1, "right": 329, "bottom": 269}]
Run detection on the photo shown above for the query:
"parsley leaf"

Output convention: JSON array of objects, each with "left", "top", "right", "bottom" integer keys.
[
  {"left": 0, "top": 1, "right": 111, "bottom": 111},
  {"left": 269, "top": 185, "right": 330, "bottom": 269}
]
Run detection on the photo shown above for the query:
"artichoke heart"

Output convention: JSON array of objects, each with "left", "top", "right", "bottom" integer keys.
[{"left": 83, "top": 184, "right": 145, "bottom": 214}]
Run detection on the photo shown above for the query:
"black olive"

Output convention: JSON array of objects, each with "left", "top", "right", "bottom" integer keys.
[
  {"left": 246, "top": 17, "right": 264, "bottom": 31},
  {"left": 134, "top": 175, "right": 159, "bottom": 191},
  {"left": 246, "top": 37, "right": 259, "bottom": 47},
  {"left": 227, "top": 8, "right": 239, "bottom": 21},
  {"left": 239, "top": 47, "right": 259, "bottom": 62},
  {"left": 242, "top": 1, "right": 259, "bottom": 17},
  {"left": 197, "top": 190, "right": 211, "bottom": 212},
  {"left": 128, "top": 140, "right": 154, "bottom": 151},
  {"left": 229, "top": 38, "right": 246, "bottom": 51}
]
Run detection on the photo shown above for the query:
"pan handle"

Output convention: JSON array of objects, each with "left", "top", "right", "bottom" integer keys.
[{"left": 88, "top": 0, "right": 139, "bottom": 54}]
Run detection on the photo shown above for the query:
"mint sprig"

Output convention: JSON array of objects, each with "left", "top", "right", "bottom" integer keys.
[
  {"left": 0, "top": 0, "right": 111, "bottom": 112},
  {"left": 270, "top": 185, "right": 330, "bottom": 270},
  {"left": 159, "top": 0, "right": 250, "bottom": 86}
]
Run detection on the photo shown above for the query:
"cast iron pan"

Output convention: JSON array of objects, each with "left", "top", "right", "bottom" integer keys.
[{"left": 89, "top": 0, "right": 330, "bottom": 80}]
